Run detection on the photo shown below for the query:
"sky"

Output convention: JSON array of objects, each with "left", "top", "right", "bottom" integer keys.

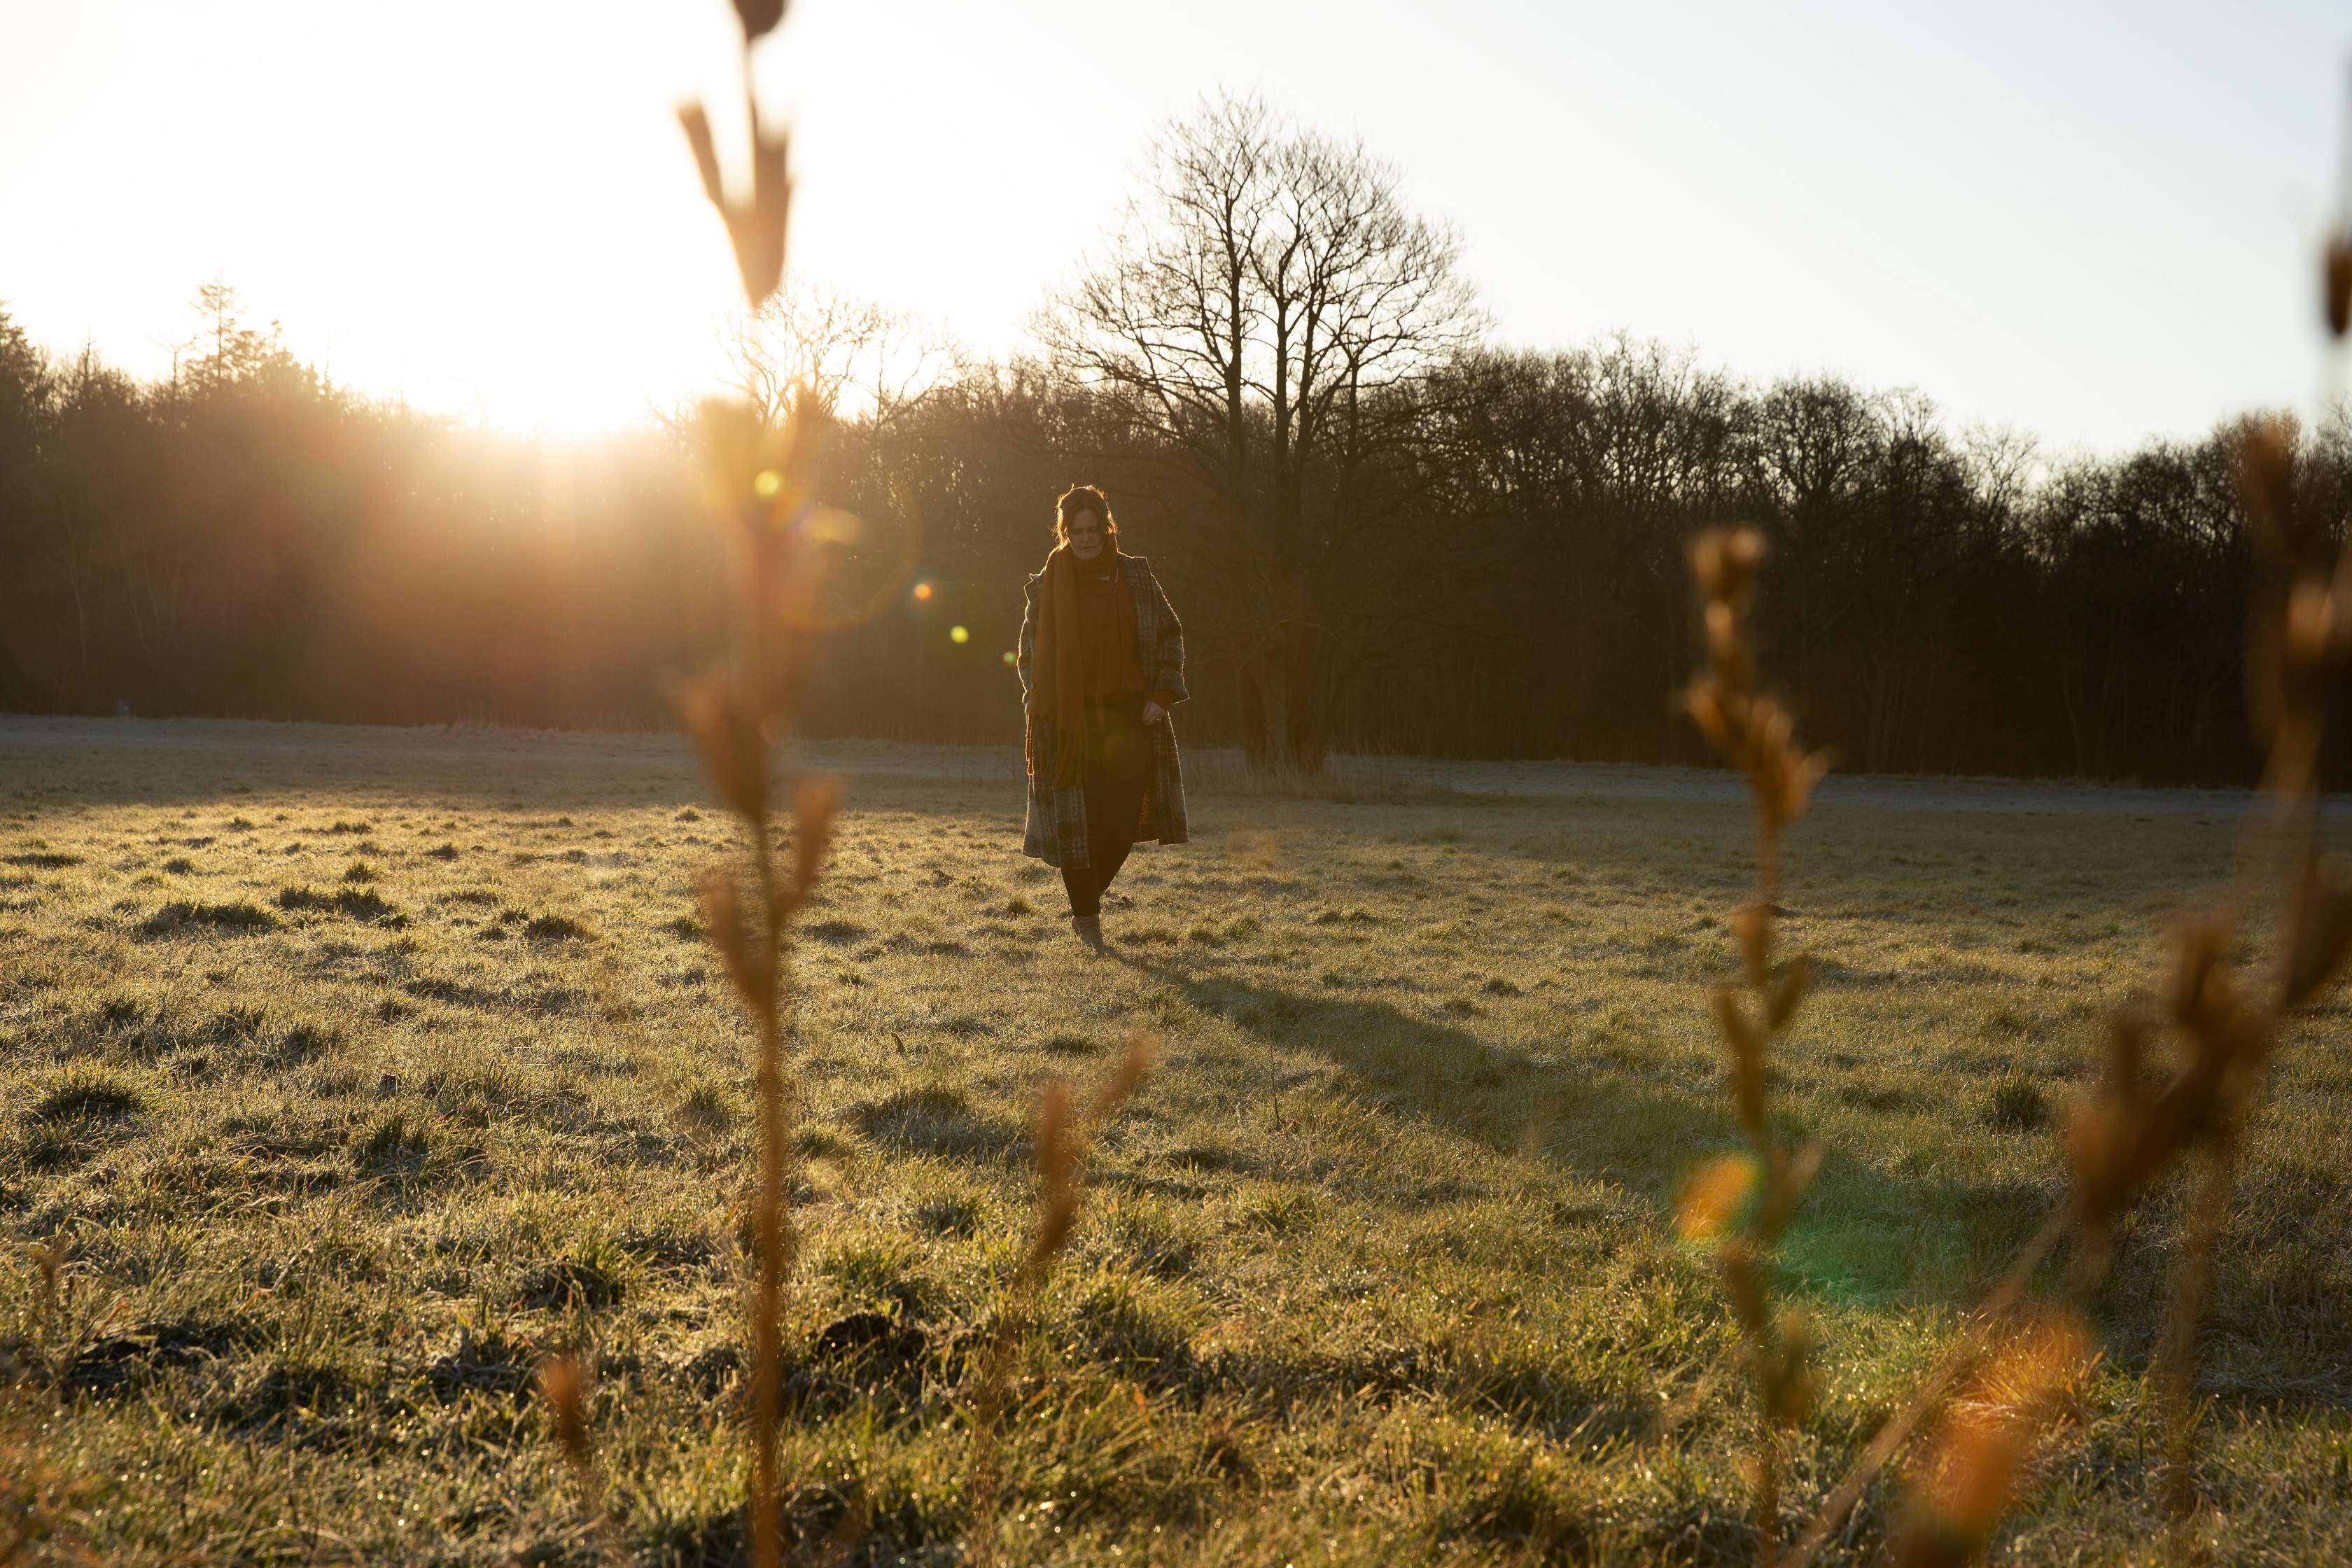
[{"left": 2, "top": 0, "right": 2349, "bottom": 451}]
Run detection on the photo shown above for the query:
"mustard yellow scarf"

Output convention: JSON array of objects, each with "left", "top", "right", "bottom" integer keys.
[{"left": 1026, "top": 545, "right": 1126, "bottom": 786}]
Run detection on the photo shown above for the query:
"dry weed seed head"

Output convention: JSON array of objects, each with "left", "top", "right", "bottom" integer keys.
[
  {"left": 1759, "top": 1310, "right": 1819, "bottom": 1427},
  {"left": 535, "top": 1348, "right": 623, "bottom": 1562},
  {"left": 1712, "top": 986, "right": 1770, "bottom": 1138},
  {"left": 676, "top": 677, "right": 770, "bottom": 829},
  {"left": 1756, "top": 1142, "right": 1823, "bottom": 1244},
  {"left": 1892, "top": 1313, "right": 2093, "bottom": 1568},
  {"left": 2053, "top": 403, "right": 2352, "bottom": 1538},
  {"left": 1798, "top": 174, "right": 2352, "bottom": 1568},
  {"left": 677, "top": 92, "right": 791, "bottom": 309},
  {"left": 697, "top": 870, "right": 761, "bottom": 1007},
  {"left": 1685, "top": 531, "right": 1827, "bottom": 842},
  {"left": 668, "top": 22, "right": 834, "bottom": 1565},
  {"left": 538, "top": 1351, "right": 593, "bottom": 1475},
  {"left": 1020, "top": 1034, "right": 1156, "bottom": 1284},
  {"left": 2067, "top": 908, "right": 2290, "bottom": 1245},
  {"left": 732, "top": 0, "right": 785, "bottom": 40},
  {"left": 1766, "top": 953, "right": 1810, "bottom": 1030},
  {"left": 967, "top": 1036, "right": 1158, "bottom": 1568},
  {"left": 786, "top": 779, "right": 840, "bottom": 913},
  {"left": 2284, "top": 851, "right": 2352, "bottom": 1004}
]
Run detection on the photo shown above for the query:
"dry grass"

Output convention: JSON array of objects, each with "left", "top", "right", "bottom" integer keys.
[{"left": 2, "top": 721, "right": 2351, "bottom": 1564}]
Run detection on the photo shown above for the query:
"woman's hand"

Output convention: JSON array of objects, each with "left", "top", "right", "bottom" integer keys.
[{"left": 1141, "top": 700, "right": 1166, "bottom": 724}]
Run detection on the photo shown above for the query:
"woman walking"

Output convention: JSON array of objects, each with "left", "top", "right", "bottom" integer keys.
[{"left": 1017, "top": 484, "right": 1189, "bottom": 952}]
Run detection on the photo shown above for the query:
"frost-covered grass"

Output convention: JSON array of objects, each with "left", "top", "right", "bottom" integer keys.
[{"left": 1, "top": 720, "right": 2347, "bottom": 1564}]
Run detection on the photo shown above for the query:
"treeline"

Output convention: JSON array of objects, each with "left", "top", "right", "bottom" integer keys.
[{"left": 1, "top": 291, "right": 2344, "bottom": 785}]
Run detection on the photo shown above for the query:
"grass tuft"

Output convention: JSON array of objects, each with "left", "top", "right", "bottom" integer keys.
[
  {"left": 1982, "top": 1071, "right": 2051, "bottom": 1131},
  {"left": 279, "top": 1021, "right": 342, "bottom": 1060},
  {"left": 277, "top": 884, "right": 403, "bottom": 923},
  {"left": 36, "top": 1065, "right": 148, "bottom": 1121},
  {"left": 523, "top": 913, "right": 590, "bottom": 942},
  {"left": 139, "top": 899, "right": 277, "bottom": 934},
  {"left": 676, "top": 1079, "right": 739, "bottom": 1130},
  {"left": 913, "top": 1192, "right": 986, "bottom": 1238},
  {"left": 356, "top": 1110, "right": 430, "bottom": 1170},
  {"left": 209, "top": 1004, "right": 265, "bottom": 1040}
]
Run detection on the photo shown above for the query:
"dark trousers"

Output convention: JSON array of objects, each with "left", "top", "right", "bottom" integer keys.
[{"left": 1062, "top": 694, "right": 1151, "bottom": 918}]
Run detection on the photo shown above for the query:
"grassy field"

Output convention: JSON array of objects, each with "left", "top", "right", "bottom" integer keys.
[{"left": 2, "top": 718, "right": 2348, "bottom": 1565}]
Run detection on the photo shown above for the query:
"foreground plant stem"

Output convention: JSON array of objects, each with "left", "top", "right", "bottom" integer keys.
[
  {"left": 747, "top": 828, "right": 798, "bottom": 1568},
  {"left": 1795, "top": 417, "right": 2352, "bottom": 1566},
  {"left": 1681, "top": 526, "right": 1827, "bottom": 1567}
]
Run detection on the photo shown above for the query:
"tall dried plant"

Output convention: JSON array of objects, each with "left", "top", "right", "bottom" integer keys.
[
  {"left": 1679, "top": 526, "right": 1829, "bottom": 1567},
  {"left": 965, "top": 1037, "right": 1157, "bottom": 1568},
  {"left": 2063, "top": 415, "right": 2352, "bottom": 1527},
  {"left": 522, "top": 8, "right": 912, "bottom": 1562},
  {"left": 1789, "top": 380, "right": 2352, "bottom": 1568},
  {"left": 671, "top": 4, "right": 845, "bottom": 1565}
]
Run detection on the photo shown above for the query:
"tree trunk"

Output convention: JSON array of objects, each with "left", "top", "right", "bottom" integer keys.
[{"left": 1248, "top": 657, "right": 1294, "bottom": 773}]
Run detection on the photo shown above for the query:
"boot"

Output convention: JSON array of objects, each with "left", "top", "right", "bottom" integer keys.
[{"left": 1072, "top": 913, "right": 1107, "bottom": 954}]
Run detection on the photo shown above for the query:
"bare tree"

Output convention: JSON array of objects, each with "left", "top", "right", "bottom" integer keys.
[
  {"left": 1038, "top": 92, "right": 1484, "bottom": 772},
  {"left": 727, "top": 281, "right": 959, "bottom": 442}
]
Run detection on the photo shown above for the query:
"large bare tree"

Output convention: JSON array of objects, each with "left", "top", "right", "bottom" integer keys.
[
  {"left": 1038, "top": 93, "right": 1483, "bottom": 772},
  {"left": 725, "top": 281, "right": 960, "bottom": 440}
]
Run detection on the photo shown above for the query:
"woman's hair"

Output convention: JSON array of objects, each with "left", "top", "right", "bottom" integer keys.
[{"left": 1054, "top": 484, "right": 1119, "bottom": 547}]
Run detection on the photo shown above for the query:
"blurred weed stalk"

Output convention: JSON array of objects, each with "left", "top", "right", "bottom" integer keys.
[
  {"left": 965, "top": 1037, "right": 1156, "bottom": 1568},
  {"left": 1889, "top": 1312, "right": 2095, "bottom": 1568},
  {"left": 2, "top": 1242, "right": 90, "bottom": 1566},
  {"left": 2064, "top": 414, "right": 2352, "bottom": 1536},
  {"left": 536, "top": 1349, "right": 627, "bottom": 1566},
  {"left": 671, "top": 3, "right": 851, "bottom": 1565},
  {"left": 1679, "top": 526, "right": 1827, "bottom": 1568},
  {"left": 1794, "top": 246, "right": 2352, "bottom": 1567}
]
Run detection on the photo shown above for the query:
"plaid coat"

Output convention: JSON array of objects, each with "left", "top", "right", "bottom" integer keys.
[{"left": 1018, "top": 554, "right": 1189, "bottom": 868}]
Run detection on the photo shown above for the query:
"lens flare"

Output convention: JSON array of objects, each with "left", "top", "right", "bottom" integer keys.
[
  {"left": 914, "top": 582, "right": 933, "bottom": 601},
  {"left": 1676, "top": 1152, "right": 1759, "bottom": 1240},
  {"left": 752, "top": 470, "right": 782, "bottom": 498},
  {"left": 951, "top": 625, "right": 969, "bottom": 644}
]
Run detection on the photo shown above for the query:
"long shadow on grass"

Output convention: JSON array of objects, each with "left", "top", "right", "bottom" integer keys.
[
  {"left": 1127, "top": 954, "right": 2352, "bottom": 1404},
  {"left": 1112, "top": 951, "right": 2065, "bottom": 1317}
]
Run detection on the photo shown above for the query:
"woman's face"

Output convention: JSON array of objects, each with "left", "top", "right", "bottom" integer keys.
[{"left": 1065, "top": 513, "right": 1107, "bottom": 561}]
